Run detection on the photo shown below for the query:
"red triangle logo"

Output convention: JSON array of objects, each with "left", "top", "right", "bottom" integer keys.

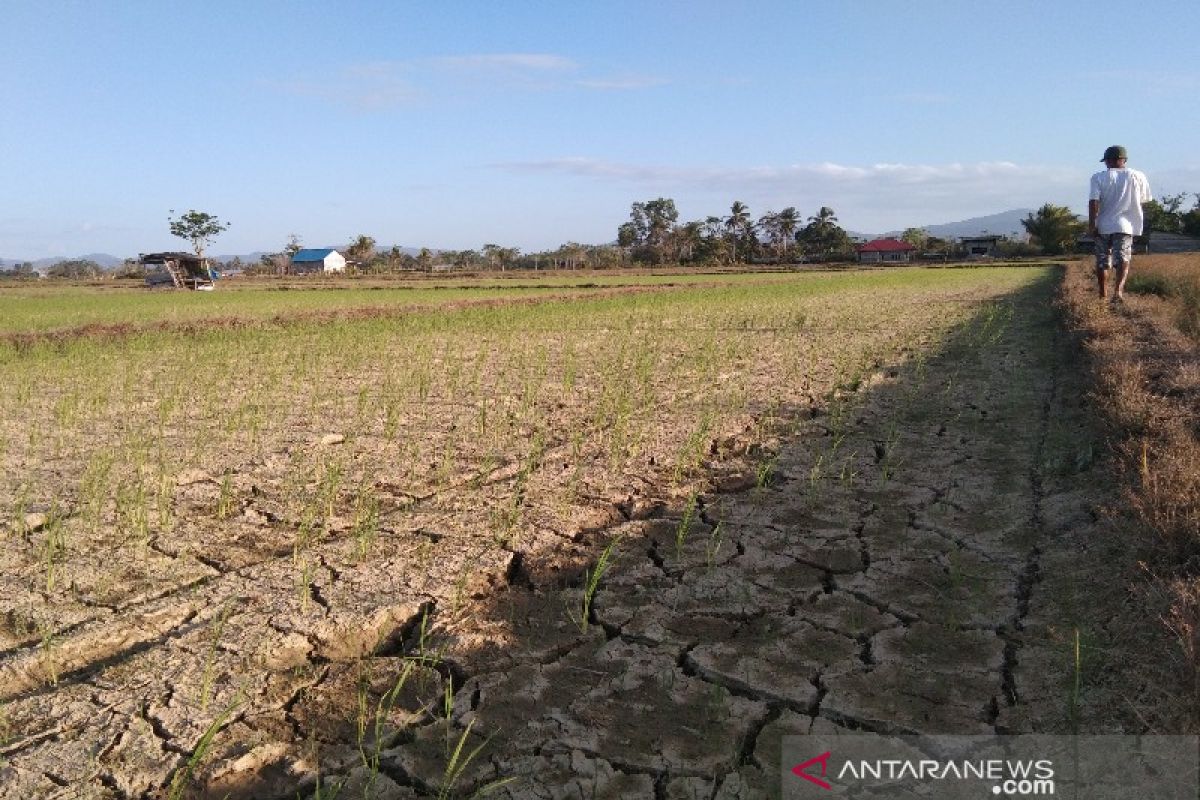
[{"left": 792, "top": 751, "right": 832, "bottom": 790}]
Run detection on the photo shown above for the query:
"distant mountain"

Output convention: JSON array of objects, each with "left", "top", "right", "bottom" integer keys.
[
  {"left": 1, "top": 253, "right": 126, "bottom": 269},
  {"left": 912, "top": 209, "right": 1034, "bottom": 240},
  {"left": 865, "top": 209, "right": 1034, "bottom": 241}
]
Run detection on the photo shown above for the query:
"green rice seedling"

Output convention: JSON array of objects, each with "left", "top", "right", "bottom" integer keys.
[
  {"left": 878, "top": 421, "right": 903, "bottom": 483},
  {"left": 574, "top": 535, "right": 621, "bottom": 633},
  {"left": 0, "top": 701, "right": 11, "bottom": 748},
  {"left": 199, "top": 601, "right": 232, "bottom": 712},
  {"left": 838, "top": 452, "right": 860, "bottom": 486},
  {"left": 8, "top": 482, "right": 32, "bottom": 538},
  {"left": 441, "top": 679, "right": 456, "bottom": 753},
  {"left": 216, "top": 471, "right": 235, "bottom": 520},
  {"left": 355, "top": 668, "right": 372, "bottom": 753},
  {"left": 166, "top": 695, "right": 241, "bottom": 800},
  {"left": 383, "top": 395, "right": 403, "bottom": 444},
  {"left": 476, "top": 397, "right": 489, "bottom": 437},
  {"left": 754, "top": 456, "right": 777, "bottom": 495},
  {"left": 561, "top": 345, "right": 577, "bottom": 391},
  {"left": 38, "top": 623, "right": 58, "bottom": 686},
  {"left": 672, "top": 412, "right": 713, "bottom": 484},
  {"left": 318, "top": 457, "right": 346, "bottom": 529},
  {"left": 351, "top": 482, "right": 381, "bottom": 562},
  {"left": 294, "top": 506, "right": 319, "bottom": 562},
  {"left": 412, "top": 607, "right": 446, "bottom": 679},
  {"left": 674, "top": 492, "right": 699, "bottom": 560},
  {"left": 358, "top": 660, "right": 416, "bottom": 789},
  {"left": 296, "top": 557, "right": 316, "bottom": 613},
  {"left": 310, "top": 774, "right": 344, "bottom": 800},
  {"left": 115, "top": 477, "right": 151, "bottom": 547},
  {"left": 41, "top": 507, "right": 67, "bottom": 593},
  {"left": 155, "top": 471, "right": 174, "bottom": 535},
  {"left": 705, "top": 521, "right": 725, "bottom": 572},
  {"left": 447, "top": 559, "right": 475, "bottom": 621},
  {"left": 436, "top": 719, "right": 514, "bottom": 800}
]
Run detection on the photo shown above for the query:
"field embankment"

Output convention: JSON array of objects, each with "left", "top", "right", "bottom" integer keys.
[{"left": 1060, "top": 253, "right": 1200, "bottom": 729}]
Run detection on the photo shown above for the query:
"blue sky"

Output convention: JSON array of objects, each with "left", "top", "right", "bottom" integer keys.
[{"left": 3, "top": 0, "right": 1198, "bottom": 259}]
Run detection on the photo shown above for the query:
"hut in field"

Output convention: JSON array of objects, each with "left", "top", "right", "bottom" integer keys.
[
  {"left": 290, "top": 248, "right": 347, "bottom": 274},
  {"left": 855, "top": 238, "right": 916, "bottom": 264},
  {"left": 960, "top": 235, "right": 1002, "bottom": 259},
  {"left": 140, "top": 252, "right": 216, "bottom": 290}
]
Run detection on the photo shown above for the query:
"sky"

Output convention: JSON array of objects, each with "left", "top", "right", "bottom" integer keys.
[{"left": 3, "top": 0, "right": 1199, "bottom": 260}]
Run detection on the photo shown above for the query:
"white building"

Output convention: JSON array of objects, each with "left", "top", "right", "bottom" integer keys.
[{"left": 290, "top": 248, "right": 347, "bottom": 274}]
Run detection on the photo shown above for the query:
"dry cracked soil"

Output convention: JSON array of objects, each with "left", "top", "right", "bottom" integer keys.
[{"left": 0, "top": 271, "right": 1158, "bottom": 799}]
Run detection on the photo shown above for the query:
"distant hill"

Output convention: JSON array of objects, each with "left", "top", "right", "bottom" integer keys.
[
  {"left": 0, "top": 253, "right": 126, "bottom": 269},
  {"left": 865, "top": 209, "right": 1034, "bottom": 241},
  {"left": 912, "top": 209, "right": 1034, "bottom": 240}
]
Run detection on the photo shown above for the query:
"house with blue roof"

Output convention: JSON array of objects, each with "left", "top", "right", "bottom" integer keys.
[{"left": 290, "top": 248, "right": 346, "bottom": 274}]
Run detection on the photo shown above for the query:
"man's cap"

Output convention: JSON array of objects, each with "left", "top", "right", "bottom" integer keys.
[{"left": 1101, "top": 145, "right": 1127, "bottom": 162}]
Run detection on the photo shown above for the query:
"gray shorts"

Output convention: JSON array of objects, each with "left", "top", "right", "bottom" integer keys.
[{"left": 1094, "top": 233, "right": 1133, "bottom": 270}]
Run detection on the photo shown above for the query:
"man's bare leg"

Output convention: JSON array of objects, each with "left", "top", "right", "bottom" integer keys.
[
  {"left": 1114, "top": 262, "right": 1129, "bottom": 299},
  {"left": 1096, "top": 267, "right": 1108, "bottom": 299}
]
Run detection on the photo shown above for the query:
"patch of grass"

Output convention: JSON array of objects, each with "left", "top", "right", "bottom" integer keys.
[{"left": 1126, "top": 273, "right": 1177, "bottom": 298}]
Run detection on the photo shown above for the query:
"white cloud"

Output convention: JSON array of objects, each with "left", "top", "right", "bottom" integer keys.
[
  {"left": 494, "top": 157, "right": 1088, "bottom": 231},
  {"left": 270, "top": 64, "right": 420, "bottom": 111},
  {"left": 270, "top": 53, "right": 664, "bottom": 111},
  {"left": 575, "top": 75, "right": 669, "bottom": 91},
  {"left": 430, "top": 53, "right": 578, "bottom": 72},
  {"left": 892, "top": 91, "right": 953, "bottom": 105},
  {"left": 1090, "top": 69, "right": 1200, "bottom": 95}
]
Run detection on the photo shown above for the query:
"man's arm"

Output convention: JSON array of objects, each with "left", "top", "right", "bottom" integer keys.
[{"left": 1088, "top": 173, "right": 1101, "bottom": 235}]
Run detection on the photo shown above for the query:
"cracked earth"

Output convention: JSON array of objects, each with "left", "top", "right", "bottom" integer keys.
[{"left": 0, "top": 270, "right": 1142, "bottom": 798}]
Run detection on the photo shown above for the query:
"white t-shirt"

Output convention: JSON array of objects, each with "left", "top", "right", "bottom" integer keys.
[{"left": 1089, "top": 167, "right": 1152, "bottom": 235}]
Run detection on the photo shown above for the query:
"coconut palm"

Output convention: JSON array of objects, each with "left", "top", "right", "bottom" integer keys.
[
  {"left": 1021, "top": 204, "right": 1084, "bottom": 255},
  {"left": 725, "top": 201, "right": 751, "bottom": 262}
]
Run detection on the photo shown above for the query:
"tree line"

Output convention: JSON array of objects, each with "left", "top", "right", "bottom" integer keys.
[
  {"left": 617, "top": 199, "right": 867, "bottom": 265},
  {"left": 11, "top": 192, "right": 1199, "bottom": 282}
]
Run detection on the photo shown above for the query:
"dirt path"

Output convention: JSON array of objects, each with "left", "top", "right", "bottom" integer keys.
[{"left": 0, "top": 270, "right": 1159, "bottom": 799}]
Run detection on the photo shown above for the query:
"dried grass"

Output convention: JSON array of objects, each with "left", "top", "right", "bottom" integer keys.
[{"left": 1061, "top": 254, "right": 1200, "bottom": 726}]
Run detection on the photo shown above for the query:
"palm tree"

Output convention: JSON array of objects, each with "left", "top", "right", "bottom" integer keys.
[
  {"left": 725, "top": 201, "right": 751, "bottom": 263},
  {"left": 759, "top": 211, "right": 782, "bottom": 262},
  {"left": 759, "top": 207, "right": 800, "bottom": 263},
  {"left": 777, "top": 207, "right": 799, "bottom": 261},
  {"left": 1021, "top": 204, "right": 1084, "bottom": 255},
  {"left": 810, "top": 206, "right": 838, "bottom": 227},
  {"left": 798, "top": 207, "right": 851, "bottom": 260},
  {"left": 346, "top": 234, "right": 376, "bottom": 270}
]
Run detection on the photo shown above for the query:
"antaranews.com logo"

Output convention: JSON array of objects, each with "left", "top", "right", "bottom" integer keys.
[
  {"left": 780, "top": 735, "right": 1198, "bottom": 799},
  {"left": 792, "top": 749, "right": 1054, "bottom": 795}
]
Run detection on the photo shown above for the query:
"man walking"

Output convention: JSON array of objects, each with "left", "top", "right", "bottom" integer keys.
[{"left": 1088, "top": 145, "right": 1152, "bottom": 302}]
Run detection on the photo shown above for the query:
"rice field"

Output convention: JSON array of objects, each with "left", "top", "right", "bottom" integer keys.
[{"left": 4, "top": 265, "right": 1148, "bottom": 798}]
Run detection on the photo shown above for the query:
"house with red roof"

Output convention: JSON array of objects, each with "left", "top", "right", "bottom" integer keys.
[{"left": 855, "top": 238, "right": 916, "bottom": 264}]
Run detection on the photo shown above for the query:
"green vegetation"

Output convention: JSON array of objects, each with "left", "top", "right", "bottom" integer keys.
[
  {"left": 1021, "top": 204, "right": 1085, "bottom": 255},
  {"left": 1143, "top": 192, "right": 1200, "bottom": 236},
  {"left": 168, "top": 209, "right": 230, "bottom": 258},
  {"left": 618, "top": 198, "right": 857, "bottom": 265}
]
